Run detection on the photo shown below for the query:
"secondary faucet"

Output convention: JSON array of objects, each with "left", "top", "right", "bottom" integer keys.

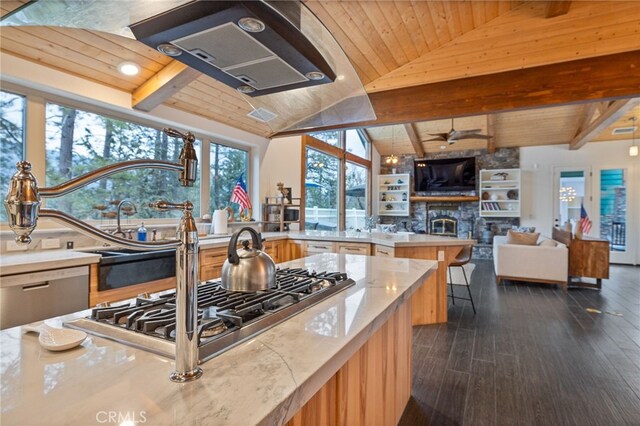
[
  {"left": 113, "top": 200, "right": 137, "bottom": 238},
  {"left": 4, "top": 127, "right": 202, "bottom": 383}
]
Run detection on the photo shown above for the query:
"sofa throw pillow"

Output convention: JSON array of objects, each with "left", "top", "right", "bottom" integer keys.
[
  {"left": 512, "top": 225, "right": 536, "bottom": 233},
  {"left": 506, "top": 230, "right": 540, "bottom": 245},
  {"left": 539, "top": 239, "right": 558, "bottom": 247}
]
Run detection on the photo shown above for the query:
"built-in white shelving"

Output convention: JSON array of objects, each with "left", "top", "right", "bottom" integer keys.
[
  {"left": 378, "top": 173, "right": 410, "bottom": 216},
  {"left": 479, "top": 168, "right": 521, "bottom": 218}
]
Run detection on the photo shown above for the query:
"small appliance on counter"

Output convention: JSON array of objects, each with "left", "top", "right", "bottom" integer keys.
[
  {"left": 211, "top": 209, "right": 228, "bottom": 235},
  {"left": 221, "top": 227, "right": 276, "bottom": 292}
]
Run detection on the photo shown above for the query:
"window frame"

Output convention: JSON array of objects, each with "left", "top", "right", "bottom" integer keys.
[
  {"left": 0, "top": 82, "right": 252, "bottom": 224},
  {"left": 301, "top": 133, "right": 372, "bottom": 231}
]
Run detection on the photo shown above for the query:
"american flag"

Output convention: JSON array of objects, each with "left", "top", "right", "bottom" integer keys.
[
  {"left": 579, "top": 204, "right": 592, "bottom": 234},
  {"left": 230, "top": 174, "right": 252, "bottom": 211}
]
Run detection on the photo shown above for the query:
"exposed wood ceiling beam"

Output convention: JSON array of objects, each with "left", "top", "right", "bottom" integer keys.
[
  {"left": 486, "top": 115, "right": 496, "bottom": 154},
  {"left": 572, "top": 102, "right": 598, "bottom": 138},
  {"left": 545, "top": 1, "right": 572, "bottom": 18},
  {"left": 569, "top": 99, "right": 639, "bottom": 150},
  {"left": 273, "top": 51, "right": 640, "bottom": 137},
  {"left": 403, "top": 123, "right": 425, "bottom": 158},
  {"left": 132, "top": 61, "right": 201, "bottom": 112}
]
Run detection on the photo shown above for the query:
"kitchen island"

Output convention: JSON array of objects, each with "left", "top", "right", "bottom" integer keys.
[{"left": 1, "top": 254, "right": 437, "bottom": 426}]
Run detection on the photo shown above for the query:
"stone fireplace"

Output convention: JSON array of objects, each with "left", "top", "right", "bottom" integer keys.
[{"left": 430, "top": 214, "right": 458, "bottom": 236}]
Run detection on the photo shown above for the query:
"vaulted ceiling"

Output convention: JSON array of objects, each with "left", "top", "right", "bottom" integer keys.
[{"left": 1, "top": 1, "right": 639, "bottom": 152}]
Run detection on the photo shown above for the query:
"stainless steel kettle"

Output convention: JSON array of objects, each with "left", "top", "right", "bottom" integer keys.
[{"left": 221, "top": 227, "right": 276, "bottom": 292}]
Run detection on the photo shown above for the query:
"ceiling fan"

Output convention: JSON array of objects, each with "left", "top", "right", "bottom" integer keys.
[{"left": 426, "top": 118, "right": 493, "bottom": 145}]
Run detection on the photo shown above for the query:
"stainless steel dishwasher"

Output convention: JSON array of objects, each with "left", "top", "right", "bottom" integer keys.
[{"left": 0, "top": 266, "right": 89, "bottom": 330}]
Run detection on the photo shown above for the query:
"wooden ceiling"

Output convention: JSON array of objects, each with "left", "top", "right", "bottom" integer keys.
[
  {"left": 1, "top": 1, "right": 639, "bottom": 150},
  {"left": 369, "top": 100, "right": 640, "bottom": 156}
]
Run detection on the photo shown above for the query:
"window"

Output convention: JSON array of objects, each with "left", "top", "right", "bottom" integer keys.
[
  {"left": 0, "top": 90, "right": 25, "bottom": 222},
  {"left": 210, "top": 143, "right": 249, "bottom": 217},
  {"left": 303, "top": 131, "right": 372, "bottom": 231},
  {"left": 345, "top": 162, "right": 368, "bottom": 230},
  {"left": 309, "top": 130, "right": 341, "bottom": 147},
  {"left": 44, "top": 102, "right": 201, "bottom": 220},
  {"left": 345, "top": 129, "right": 368, "bottom": 159},
  {"left": 305, "top": 148, "right": 340, "bottom": 230}
]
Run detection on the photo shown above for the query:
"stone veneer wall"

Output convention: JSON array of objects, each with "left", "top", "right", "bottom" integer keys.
[{"left": 379, "top": 148, "right": 520, "bottom": 259}]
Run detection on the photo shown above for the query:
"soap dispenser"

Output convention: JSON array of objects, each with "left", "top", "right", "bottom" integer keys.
[{"left": 137, "top": 222, "right": 147, "bottom": 241}]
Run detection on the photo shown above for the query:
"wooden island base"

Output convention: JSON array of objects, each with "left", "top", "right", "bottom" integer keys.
[{"left": 287, "top": 299, "right": 412, "bottom": 426}]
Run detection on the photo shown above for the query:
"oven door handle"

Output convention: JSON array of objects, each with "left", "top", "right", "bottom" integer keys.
[{"left": 22, "top": 282, "right": 50, "bottom": 291}]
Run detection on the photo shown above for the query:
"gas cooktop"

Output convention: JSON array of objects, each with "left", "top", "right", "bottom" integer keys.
[{"left": 67, "top": 267, "right": 355, "bottom": 361}]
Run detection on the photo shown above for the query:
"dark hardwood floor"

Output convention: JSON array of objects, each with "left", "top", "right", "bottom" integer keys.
[{"left": 400, "top": 260, "right": 640, "bottom": 426}]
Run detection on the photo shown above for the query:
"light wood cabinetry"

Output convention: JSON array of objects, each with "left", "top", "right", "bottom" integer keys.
[
  {"left": 479, "top": 168, "right": 521, "bottom": 218},
  {"left": 199, "top": 246, "right": 228, "bottom": 281},
  {"left": 287, "top": 298, "right": 413, "bottom": 426},
  {"left": 304, "top": 241, "right": 336, "bottom": 255},
  {"left": 373, "top": 244, "right": 395, "bottom": 257},
  {"left": 378, "top": 173, "right": 410, "bottom": 216},
  {"left": 335, "top": 242, "right": 371, "bottom": 255}
]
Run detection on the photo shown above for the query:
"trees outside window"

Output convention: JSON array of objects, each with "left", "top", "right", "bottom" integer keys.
[
  {"left": 303, "top": 132, "right": 371, "bottom": 231},
  {"left": 44, "top": 103, "right": 201, "bottom": 220},
  {"left": 0, "top": 91, "right": 25, "bottom": 222},
  {"left": 305, "top": 148, "right": 339, "bottom": 230},
  {"left": 209, "top": 143, "right": 249, "bottom": 217}
]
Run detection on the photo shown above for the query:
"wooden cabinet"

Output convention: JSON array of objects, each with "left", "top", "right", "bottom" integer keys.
[
  {"left": 263, "top": 239, "right": 286, "bottom": 264},
  {"left": 286, "top": 240, "right": 305, "bottom": 262},
  {"left": 336, "top": 242, "right": 371, "bottom": 255},
  {"left": 305, "top": 241, "right": 336, "bottom": 255},
  {"left": 373, "top": 244, "right": 395, "bottom": 257},
  {"left": 199, "top": 246, "right": 227, "bottom": 281},
  {"left": 568, "top": 237, "right": 610, "bottom": 288}
]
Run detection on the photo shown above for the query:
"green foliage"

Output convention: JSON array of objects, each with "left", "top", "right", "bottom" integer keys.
[
  {"left": 0, "top": 91, "right": 25, "bottom": 222},
  {"left": 209, "top": 144, "right": 249, "bottom": 217},
  {"left": 44, "top": 103, "right": 201, "bottom": 220}
]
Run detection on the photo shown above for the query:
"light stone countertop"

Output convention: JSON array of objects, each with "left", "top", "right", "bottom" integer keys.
[
  {"left": 0, "top": 250, "right": 101, "bottom": 276},
  {"left": 0, "top": 254, "right": 437, "bottom": 426},
  {"left": 0, "top": 230, "right": 471, "bottom": 276}
]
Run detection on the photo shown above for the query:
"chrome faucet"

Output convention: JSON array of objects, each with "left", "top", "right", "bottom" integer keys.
[
  {"left": 113, "top": 200, "right": 137, "bottom": 238},
  {"left": 4, "top": 128, "right": 203, "bottom": 383}
]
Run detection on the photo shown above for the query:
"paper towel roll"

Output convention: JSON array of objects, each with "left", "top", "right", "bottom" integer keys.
[{"left": 211, "top": 209, "right": 228, "bottom": 235}]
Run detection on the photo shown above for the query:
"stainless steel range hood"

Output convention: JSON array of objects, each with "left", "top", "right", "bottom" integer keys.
[
  {"left": 1, "top": 0, "right": 376, "bottom": 133},
  {"left": 130, "top": 1, "right": 336, "bottom": 97}
]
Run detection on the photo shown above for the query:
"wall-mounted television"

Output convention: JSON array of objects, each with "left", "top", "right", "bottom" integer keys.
[{"left": 414, "top": 157, "right": 476, "bottom": 191}]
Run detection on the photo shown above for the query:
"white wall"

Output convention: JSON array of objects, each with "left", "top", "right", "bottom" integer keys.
[
  {"left": 259, "top": 136, "right": 303, "bottom": 229},
  {"left": 520, "top": 140, "right": 639, "bottom": 263}
]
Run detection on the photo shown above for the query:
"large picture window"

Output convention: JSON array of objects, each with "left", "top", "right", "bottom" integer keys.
[
  {"left": 0, "top": 90, "right": 25, "bottom": 222},
  {"left": 210, "top": 143, "right": 249, "bottom": 217},
  {"left": 44, "top": 103, "right": 201, "bottom": 220},
  {"left": 305, "top": 148, "right": 340, "bottom": 230},
  {"left": 302, "top": 131, "right": 371, "bottom": 231}
]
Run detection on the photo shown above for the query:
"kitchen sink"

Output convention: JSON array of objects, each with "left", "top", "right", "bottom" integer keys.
[{"left": 81, "top": 248, "right": 176, "bottom": 291}]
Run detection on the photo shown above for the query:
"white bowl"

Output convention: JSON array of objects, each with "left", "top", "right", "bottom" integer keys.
[{"left": 24, "top": 322, "right": 87, "bottom": 352}]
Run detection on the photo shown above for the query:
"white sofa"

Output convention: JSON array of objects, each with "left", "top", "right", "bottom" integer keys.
[{"left": 493, "top": 235, "right": 569, "bottom": 289}]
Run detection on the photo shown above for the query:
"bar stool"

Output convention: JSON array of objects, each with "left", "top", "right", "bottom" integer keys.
[{"left": 448, "top": 245, "right": 476, "bottom": 314}]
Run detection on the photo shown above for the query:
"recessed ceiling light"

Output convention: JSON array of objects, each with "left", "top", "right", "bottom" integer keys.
[
  {"left": 238, "top": 17, "right": 265, "bottom": 33},
  {"left": 117, "top": 62, "right": 140, "bottom": 76},
  {"left": 237, "top": 85, "right": 255, "bottom": 94},
  {"left": 336, "top": 74, "right": 345, "bottom": 81},
  {"left": 157, "top": 43, "right": 182, "bottom": 57},
  {"left": 305, "top": 71, "right": 325, "bottom": 81}
]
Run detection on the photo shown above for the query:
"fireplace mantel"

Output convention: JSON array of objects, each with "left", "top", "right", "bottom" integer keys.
[{"left": 410, "top": 195, "right": 480, "bottom": 203}]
